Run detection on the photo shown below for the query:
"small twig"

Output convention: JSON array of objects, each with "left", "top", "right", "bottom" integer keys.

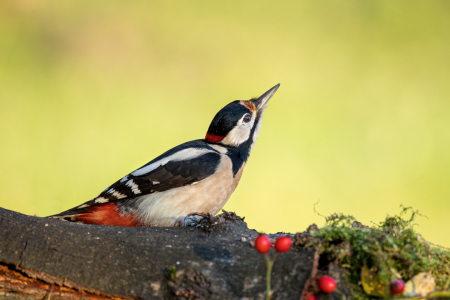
[
  {"left": 313, "top": 200, "right": 327, "bottom": 220},
  {"left": 427, "top": 241, "right": 450, "bottom": 251},
  {"left": 300, "top": 249, "right": 320, "bottom": 300},
  {"left": 43, "top": 284, "right": 54, "bottom": 300}
]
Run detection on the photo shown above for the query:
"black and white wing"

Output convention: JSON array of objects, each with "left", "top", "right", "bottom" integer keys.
[{"left": 48, "top": 140, "right": 222, "bottom": 218}]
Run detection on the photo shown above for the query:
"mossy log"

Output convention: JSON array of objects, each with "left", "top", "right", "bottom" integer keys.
[{"left": 0, "top": 207, "right": 345, "bottom": 300}]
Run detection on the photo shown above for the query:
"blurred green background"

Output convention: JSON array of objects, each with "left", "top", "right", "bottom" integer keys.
[{"left": 1, "top": 1, "right": 449, "bottom": 245}]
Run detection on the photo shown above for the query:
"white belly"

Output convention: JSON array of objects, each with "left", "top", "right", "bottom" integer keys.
[{"left": 134, "top": 155, "right": 244, "bottom": 226}]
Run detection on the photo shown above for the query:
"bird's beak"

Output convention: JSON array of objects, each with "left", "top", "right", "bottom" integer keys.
[{"left": 251, "top": 83, "right": 280, "bottom": 111}]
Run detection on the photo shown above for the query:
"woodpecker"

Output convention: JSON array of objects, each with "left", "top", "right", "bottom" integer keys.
[{"left": 48, "top": 84, "right": 280, "bottom": 227}]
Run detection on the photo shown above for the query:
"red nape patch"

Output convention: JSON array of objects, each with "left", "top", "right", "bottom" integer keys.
[
  {"left": 205, "top": 132, "right": 224, "bottom": 143},
  {"left": 75, "top": 203, "right": 144, "bottom": 227}
]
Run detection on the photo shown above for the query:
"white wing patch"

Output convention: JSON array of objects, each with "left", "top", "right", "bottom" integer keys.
[
  {"left": 131, "top": 148, "right": 215, "bottom": 176},
  {"left": 153, "top": 181, "right": 160, "bottom": 185},
  {"left": 126, "top": 179, "right": 141, "bottom": 194},
  {"left": 120, "top": 175, "right": 129, "bottom": 183},
  {"left": 106, "top": 188, "right": 127, "bottom": 199},
  {"left": 95, "top": 197, "right": 109, "bottom": 203},
  {"left": 77, "top": 204, "right": 89, "bottom": 209}
]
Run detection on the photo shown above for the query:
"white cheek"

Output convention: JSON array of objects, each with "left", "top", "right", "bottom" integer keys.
[
  {"left": 221, "top": 127, "right": 250, "bottom": 147},
  {"left": 221, "top": 118, "right": 254, "bottom": 147}
]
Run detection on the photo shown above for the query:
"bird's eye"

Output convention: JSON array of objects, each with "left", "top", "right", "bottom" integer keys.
[{"left": 243, "top": 114, "right": 251, "bottom": 123}]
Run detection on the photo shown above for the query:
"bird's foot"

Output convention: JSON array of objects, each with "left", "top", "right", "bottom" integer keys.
[
  {"left": 176, "top": 210, "right": 244, "bottom": 229},
  {"left": 178, "top": 213, "right": 207, "bottom": 227},
  {"left": 177, "top": 212, "right": 223, "bottom": 231}
]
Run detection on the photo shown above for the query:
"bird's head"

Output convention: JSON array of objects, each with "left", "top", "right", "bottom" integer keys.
[{"left": 205, "top": 84, "right": 280, "bottom": 151}]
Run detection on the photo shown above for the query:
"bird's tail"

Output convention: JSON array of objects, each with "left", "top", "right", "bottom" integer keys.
[{"left": 47, "top": 202, "right": 144, "bottom": 227}]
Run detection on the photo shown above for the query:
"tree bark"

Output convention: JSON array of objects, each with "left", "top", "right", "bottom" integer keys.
[{"left": 0, "top": 208, "right": 321, "bottom": 300}]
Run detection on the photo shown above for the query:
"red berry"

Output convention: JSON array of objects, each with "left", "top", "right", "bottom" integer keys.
[
  {"left": 274, "top": 236, "right": 292, "bottom": 253},
  {"left": 390, "top": 279, "right": 405, "bottom": 295},
  {"left": 254, "top": 234, "right": 271, "bottom": 254},
  {"left": 307, "top": 295, "right": 316, "bottom": 300},
  {"left": 318, "top": 276, "right": 337, "bottom": 293}
]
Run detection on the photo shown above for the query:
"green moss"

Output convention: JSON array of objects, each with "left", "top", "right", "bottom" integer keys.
[
  {"left": 167, "top": 265, "right": 177, "bottom": 283},
  {"left": 308, "top": 206, "right": 450, "bottom": 299}
]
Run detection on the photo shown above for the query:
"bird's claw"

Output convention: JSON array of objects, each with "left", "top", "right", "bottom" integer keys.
[
  {"left": 183, "top": 215, "right": 204, "bottom": 227},
  {"left": 177, "top": 212, "right": 209, "bottom": 227},
  {"left": 177, "top": 210, "right": 243, "bottom": 228}
]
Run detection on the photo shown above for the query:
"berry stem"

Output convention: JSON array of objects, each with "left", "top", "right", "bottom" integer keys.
[
  {"left": 266, "top": 259, "right": 272, "bottom": 300},
  {"left": 264, "top": 253, "right": 270, "bottom": 267},
  {"left": 264, "top": 253, "right": 278, "bottom": 300}
]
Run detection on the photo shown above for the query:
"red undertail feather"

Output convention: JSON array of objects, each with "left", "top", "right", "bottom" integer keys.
[
  {"left": 75, "top": 203, "right": 143, "bottom": 227},
  {"left": 205, "top": 132, "right": 224, "bottom": 143}
]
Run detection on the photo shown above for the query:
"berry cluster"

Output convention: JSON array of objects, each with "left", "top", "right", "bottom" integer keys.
[
  {"left": 255, "top": 234, "right": 292, "bottom": 254},
  {"left": 254, "top": 234, "right": 292, "bottom": 300},
  {"left": 255, "top": 234, "right": 343, "bottom": 299},
  {"left": 255, "top": 234, "right": 407, "bottom": 298}
]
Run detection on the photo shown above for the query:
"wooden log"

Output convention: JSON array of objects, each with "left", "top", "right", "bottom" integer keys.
[{"left": 0, "top": 208, "right": 318, "bottom": 299}]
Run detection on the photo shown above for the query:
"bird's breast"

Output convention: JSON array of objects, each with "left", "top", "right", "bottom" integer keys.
[{"left": 134, "top": 154, "right": 245, "bottom": 226}]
